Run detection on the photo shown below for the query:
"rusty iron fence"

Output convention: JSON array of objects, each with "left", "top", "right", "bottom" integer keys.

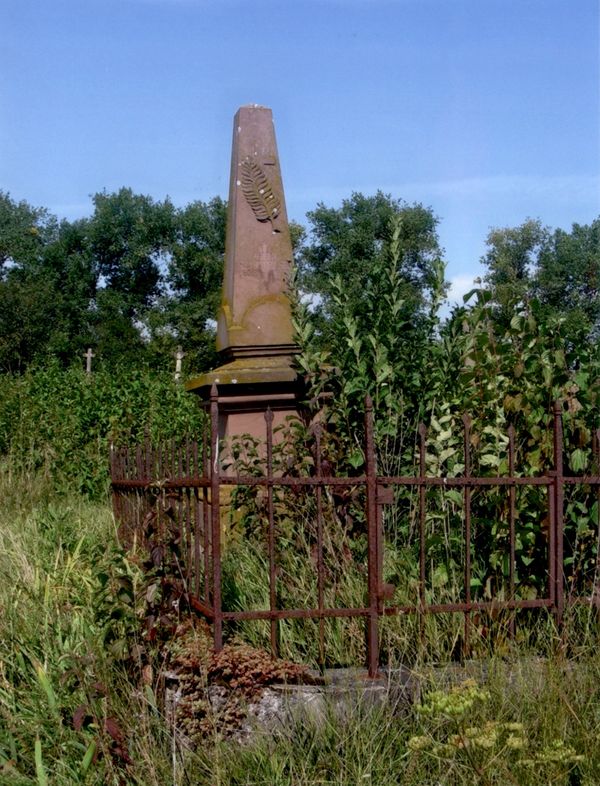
[{"left": 110, "top": 388, "right": 600, "bottom": 676}]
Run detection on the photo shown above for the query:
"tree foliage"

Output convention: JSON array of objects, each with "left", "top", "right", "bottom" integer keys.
[
  {"left": 297, "top": 191, "right": 446, "bottom": 339},
  {"left": 0, "top": 190, "right": 226, "bottom": 373},
  {"left": 482, "top": 217, "right": 600, "bottom": 348}
]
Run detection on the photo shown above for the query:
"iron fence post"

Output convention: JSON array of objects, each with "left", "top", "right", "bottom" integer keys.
[
  {"left": 265, "top": 408, "right": 279, "bottom": 657},
  {"left": 314, "top": 423, "right": 326, "bottom": 671},
  {"left": 553, "top": 400, "right": 564, "bottom": 627},
  {"left": 508, "top": 424, "right": 516, "bottom": 638},
  {"left": 364, "top": 395, "right": 380, "bottom": 677},
  {"left": 462, "top": 414, "right": 472, "bottom": 658},
  {"left": 210, "top": 383, "right": 223, "bottom": 650},
  {"left": 418, "top": 423, "right": 427, "bottom": 646}
]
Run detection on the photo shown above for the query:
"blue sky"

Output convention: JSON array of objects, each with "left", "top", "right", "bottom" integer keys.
[{"left": 1, "top": 0, "right": 599, "bottom": 304}]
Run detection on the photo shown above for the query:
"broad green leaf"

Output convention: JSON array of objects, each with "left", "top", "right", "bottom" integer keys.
[
  {"left": 570, "top": 449, "right": 588, "bottom": 473},
  {"left": 347, "top": 450, "right": 364, "bottom": 469},
  {"left": 438, "top": 447, "right": 457, "bottom": 463},
  {"left": 479, "top": 454, "right": 500, "bottom": 467},
  {"left": 444, "top": 489, "right": 463, "bottom": 506}
]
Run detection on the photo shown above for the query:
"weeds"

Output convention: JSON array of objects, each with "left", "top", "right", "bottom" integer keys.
[{"left": 1, "top": 467, "right": 600, "bottom": 784}]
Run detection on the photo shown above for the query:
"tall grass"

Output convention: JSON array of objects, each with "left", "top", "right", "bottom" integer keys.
[{"left": 1, "top": 467, "right": 600, "bottom": 785}]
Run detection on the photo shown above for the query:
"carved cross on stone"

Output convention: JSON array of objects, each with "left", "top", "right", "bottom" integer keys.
[
  {"left": 174, "top": 345, "right": 185, "bottom": 381},
  {"left": 83, "top": 347, "right": 95, "bottom": 374}
]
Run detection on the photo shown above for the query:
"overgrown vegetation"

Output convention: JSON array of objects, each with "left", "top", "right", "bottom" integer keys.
[
  {"left": 291, "top": 211, "right": 600, "bottom": 619},
  {"left": 1, "top": 474, "right": 599, "bottom": 784},
  {"left": 1, "top": 190, "right": 599, "bottom": 781},
  {"left": 0, "top": 363, "right": 204, "bottom": 496}
]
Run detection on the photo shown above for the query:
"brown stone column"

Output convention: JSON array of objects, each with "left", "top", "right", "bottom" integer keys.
[{"left": 186, "top": 105, "right": 303, "bottom": 445}]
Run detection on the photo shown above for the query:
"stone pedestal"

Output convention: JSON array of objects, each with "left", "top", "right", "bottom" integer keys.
[{"left": 186, "top": 105, "right": 303, "bottom": 444}]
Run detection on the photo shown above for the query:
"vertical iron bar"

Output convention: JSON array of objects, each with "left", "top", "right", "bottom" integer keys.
[
  {"left": 553, "top": 401, "right": 564, "bottom": 627},
  {"left": 185, "top": 440, "right": 192, "bottom": 588},
  {"left": 109, "top": 444, "right": 119, "bottom": 526},
  {"left": 265, "top": 408, "right": 278, "bottom": 657},
  {"left": 135, "top": 445, "right": 143, "bottom": 482},
  {"left": 143, "top": 429, "right": 151, "bottom": 543},
  {"left": 462, "top": 413, "right": 472, "bottom": 658},
  {"left": 170, "top": 437, "right": 175, "bottom": 479},
  {"left": 143, "top": 428, "right": 151, "bottom": 481},
  {"left": 136, "top": 441, "right": 143, "bottom": 531},
  {"left": 156, "top": 440, "right": 164, "bottom": 548},
  {"left": 176, "top": 439, "right": 183, "bottom": 562},
  {"left": 210, "top": 384, "right": 223, "bottom": 649},
  {"left": 315, "top": 423, "right": 325, "bottom": 670},
  {"left": 595, "top": 430, "right": 600, "bottom": 601},
  {"left": 364, "top": 395, "right": 379, "bottom": 677},
  {"left": 193, "top": 439, "right": 201, "bottom": 598},
  {"left": 508, "top": 424, "right": 516, "bottom": 639},
  {"left": 123, "top": 447, "right": 131, "bottom": 540},
  {"left": 202, "top": 425, "right": 211, "bottom": 603},
  {"left": 119, "top": 447, "right": 127, "bottom": 539},
  {"left": 418, "top": 423, "right": 427, "bottom": 645}
]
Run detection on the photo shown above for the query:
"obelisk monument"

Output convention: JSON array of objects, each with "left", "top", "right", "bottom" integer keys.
[{"left": 186, "top": 105, "right": 302, "bottom": 440}]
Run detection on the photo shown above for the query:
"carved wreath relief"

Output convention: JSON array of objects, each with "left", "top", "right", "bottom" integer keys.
[{"left": 240, "top": 159, "right": 281, "bottom": 230}]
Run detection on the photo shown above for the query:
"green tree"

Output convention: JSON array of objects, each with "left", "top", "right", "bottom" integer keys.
[
  {"left": 482, "top": 217, "right": 600, "bottom": 350},
  {"left": 481, "top": 219, "right": 547, "bottom": 317},
  {"left": 87, "top": 188, "right": 176, "bottom": 364},
  {"left": 294, "top": 205, "right": 448, "bottom": 460},
  {"left": 297, "top": 192, "right": 446, "bottom": 341},
  {"left": 0, "top": 194, "right": 96, "bottom": 371},
  {"left": 0, "top": 191, "right": 55, "bottom": 275},
  {"left": 534, "top": 219, "right": 600, "bottom": 348},
  {"left": 148, "top": 197, "right": 226, "bottom": 372}
]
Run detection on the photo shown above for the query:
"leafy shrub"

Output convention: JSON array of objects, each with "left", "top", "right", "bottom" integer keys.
[{"left": 0, "top": 361, "right": 205, "bottom": 497}]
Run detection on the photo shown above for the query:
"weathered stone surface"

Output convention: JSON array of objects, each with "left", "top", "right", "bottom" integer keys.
[
  {"left": 187, "top": 356, "right": 297, "bottom": 390},
  {"left": 186, "top": 105, "right": 302, "bottom": 444},
  {"left": 240, "top": 666, "right": 418, "bottom": 736},
  {"left": 218, "top": 104, "right": 295, "bottom": 358},
  {"left": 165, "top": 666, "right": 419, "bottom": 746}
]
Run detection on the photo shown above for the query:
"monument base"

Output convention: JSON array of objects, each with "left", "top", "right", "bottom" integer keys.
[{"left": 185, "top": 356, "right": 305, "bottom": 445}]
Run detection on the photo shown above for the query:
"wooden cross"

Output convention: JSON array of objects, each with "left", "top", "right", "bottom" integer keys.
[
  {"left": 83, "top": 347, "right": 95, "bottom": 374},
  {"left": 174, "top": 346, "right": 185, "bottom": 381}
]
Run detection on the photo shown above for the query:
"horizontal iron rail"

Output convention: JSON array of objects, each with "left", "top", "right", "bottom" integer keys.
[
  {"left": 111, "top": 478, "right": 211, "bottom": 489},
  {"left": 382, "top": 598, "right": 554, "bottom": 615},
  {"left": 220, "top": 598, "right": 556, "bottom": 622},
  {"left": 222, "top": 607, "right": 370, "bottom": 621},
  {"left": 111, "top": 474, "right": 560, "bottom": 489},
  {"left": 378, "top": 476, "right": 553, "bottom": 487}
]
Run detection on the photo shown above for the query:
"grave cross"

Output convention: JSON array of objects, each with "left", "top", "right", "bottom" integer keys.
[
  {"left": 83, "top": 347, "right": 95, "bottom": 374},
  {"left": 174, "top": 345, "right": 185, "bottom": 381}
]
